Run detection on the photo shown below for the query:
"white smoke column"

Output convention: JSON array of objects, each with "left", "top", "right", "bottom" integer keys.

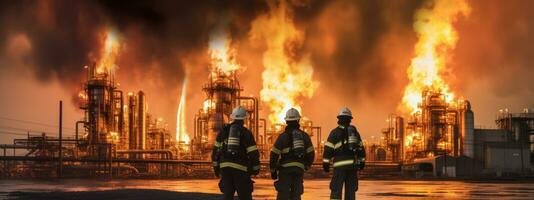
[{"left": 176, "top": 77, "right": 189, "bottom": 144}]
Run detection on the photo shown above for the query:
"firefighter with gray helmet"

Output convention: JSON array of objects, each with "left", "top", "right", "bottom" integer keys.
[
  {"left": 212, "top": 106, "right": 260, "bottom": 200},
  {"left": 270, "top": 108, "right": 315, "bottom": 200},
  {"left": 323, "top": 107, "right": 366, "bottom": 200}
]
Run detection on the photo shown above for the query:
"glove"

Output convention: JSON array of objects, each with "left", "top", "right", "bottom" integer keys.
[
  {"left": 270, "top": 170, "right": 278, "bottom": 180},
  {"left": 323, "top": 163, "right": 330, "bottom": 173},
  {"left": 214, "top": 166, "right": 220, "bottom": 177},
  {"left": 359, "top": 161, "right": 365, "bottom": 170}
]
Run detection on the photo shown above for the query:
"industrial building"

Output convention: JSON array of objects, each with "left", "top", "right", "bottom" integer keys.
[{"left": 373, "top": 89, "right": 534, "bottom": 177}]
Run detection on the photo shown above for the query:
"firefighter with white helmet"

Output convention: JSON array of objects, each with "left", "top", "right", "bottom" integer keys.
[
  {"left": 270, "top": 108, "right": 315, "bottom": 200},
  {"left": 323, "top": 107, "right": 366, "bottom": 200},
  {"left": 212, "top": 106, "right": 260, "bottom": 200}
]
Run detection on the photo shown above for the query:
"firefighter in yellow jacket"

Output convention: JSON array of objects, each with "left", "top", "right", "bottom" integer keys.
[
  {"left": 270, "top": 108, "right": 315, "bottom": 200},
  {"left": 212, "top": 106, "right": 260, "bottom": 200},
  {"left": 323, "top": 107, "right": 366, "bottom": 200}
]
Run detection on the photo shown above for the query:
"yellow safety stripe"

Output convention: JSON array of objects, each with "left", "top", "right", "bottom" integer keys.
[
  {"left": 325, "top": 142, "right": 335, "bottom": 149},
  {"left": 334, "top": 142, "right": 343, "bottom": 149},
  {"left": 281, "top": 147, "right": 290, "bottom": 154},
  {"left": 322, "top": 158, "right": 330, "bottom": 163},
  {"left": 325, "top": 141, "right": 343, "bottom": 149},
  {"left": 281, "top": 162, "right": 305, "bottom": 170},
  {"left": 214, "top": 141, "right": 222, "bottom": 147},
  {"left": 306, "top": 146, "right": 314, "bottom": 153},
  {"left": 271, "top": 147, "right": 299, "bottom": 154},
  {"left": 271, "top": 147, "right": 281, "bottom": 155},
  {"left": 220, "top": 162, "right": 248, "bottom": 172},
  {"left": 333, "top": 160, "right": 354, "bottom": 168},
  {"left": 246, "top": 145, "right": 258, "bottom": 153},
  {"left": 213, "top": 161, "right": 219, "bottom": 167},
  {"left": 252, "top": 165, "right": 260, "bottom": 171}
]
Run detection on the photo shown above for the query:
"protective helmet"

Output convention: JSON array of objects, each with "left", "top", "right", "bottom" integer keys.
[
  {"left": 284, "top": 108, "right": 301, "bottom": 121},
  {"left": 230, "top": 106, "right": 247, "bottom": 120},
  {"left": 337, "top": 107, "right": 353, "bottom": 119}
]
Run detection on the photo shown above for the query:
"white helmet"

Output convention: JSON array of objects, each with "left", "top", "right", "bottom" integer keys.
[
  {"left": 337, "top": 107, "right": 353, "bottom": 118},
  {"left": 230, "top": 106, "right": 247, "bottom": 120},
  {"left": 284, "top": 108, "right": 301, "bottom": 121}
]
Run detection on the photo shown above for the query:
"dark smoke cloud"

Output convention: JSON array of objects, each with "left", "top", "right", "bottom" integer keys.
[{"left": 0, "top": 0, "right": 267, "bottom": 91}]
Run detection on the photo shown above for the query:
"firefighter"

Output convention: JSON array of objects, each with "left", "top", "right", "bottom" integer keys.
[
  {"left": 322, "top": 107, "right": 366, "bottom": 200},
  {"left": 212, "top": 106, "right": 260, "bottom": 200},
  {"left": 270, "top": 108, "right": 315, "bottom": 200}
]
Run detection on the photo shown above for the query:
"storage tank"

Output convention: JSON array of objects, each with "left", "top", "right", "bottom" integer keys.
[{"left": 462, "top": 101, "right": 474, "bottom": 158}]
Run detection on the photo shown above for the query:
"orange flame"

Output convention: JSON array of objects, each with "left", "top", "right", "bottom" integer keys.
[
  {"left": 96, "top": 30, "right": 120, "bottom": 74},
  {"left": 401, "top": 0, "right": 470, "bottom": 114},
  {"left": 176, "top": 78, "right": 190, "bottom": 144},
  {"left": 251, "top": 1, "right": 318, "bottom": 124},
  {"left": 208, "top": 18, "right": 240, "bottom": 75}
]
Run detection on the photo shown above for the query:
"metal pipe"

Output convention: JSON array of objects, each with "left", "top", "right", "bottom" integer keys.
[
  {"left": 114, "top": 90, "right": 124, "bottom": 136},
  {"left": 116, "top": 149, "right": 174, "bottom": 160},
  {"left": 260, "top": 119, "right": 267, "bottom": 146},
  {"left": 237, "top": 97, "right": 259, "bottom": 140},
  {"left": 58, "top": 100, "right": 63, "bottom": 178}
]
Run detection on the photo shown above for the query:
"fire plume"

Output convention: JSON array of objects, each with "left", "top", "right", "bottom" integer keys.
[
  {"left": 251, "top": 1, "right": 318, "bottom": 124},
  {"left": 96, "top": 30, "right": 120, "bottom": 74},
  {"left": 176, "top": 78, "right": 190, "bottom": 144},
  {"left": 401, "top": 0, "right": 470, "bottom": 114},
  {"left": 208, "top": 18, "right": 241, "bottom": 75}
]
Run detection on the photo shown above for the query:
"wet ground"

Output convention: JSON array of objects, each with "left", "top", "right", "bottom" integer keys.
[{"left": 1, "top": 178, "right": 534, "bottom": 199}]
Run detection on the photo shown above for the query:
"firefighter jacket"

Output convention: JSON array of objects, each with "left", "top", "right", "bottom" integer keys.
[
  {"left": 211, "top": 122, "right": 260, "bottom": 173},
  {"left": 269, "top": 126, "right": 315, "bottom": 172},
  {"left": 323, "top": 125, "right": 366, "bottom": 170}
]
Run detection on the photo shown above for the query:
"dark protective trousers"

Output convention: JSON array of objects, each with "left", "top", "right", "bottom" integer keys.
[
  {"left": 330, "top": 168, "right": 358, "bottom": 200},
  {"left": 219, "top": 168, "right": 253, "bottom": 200},
  {"left": 275, "top": 169, "right": 304, "bottom": 200}
]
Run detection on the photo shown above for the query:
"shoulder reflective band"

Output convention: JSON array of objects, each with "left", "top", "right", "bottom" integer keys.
[
  {"left": 214, "top": 141, "right": 222, "bottom": 147},
  {"left": 333, "top": 160, "right": 354, "bottom": 168},
  {"left": 338, "top": 125, "right": 345, "bottom": 129},
  {"left": 325, "top": 141, "right": 343, "bottom": 149},
  {"left": 227, "top": 138, "right": 240, "bottom": 145},
  {"left": 252, "top": 165, "right": 260, "bottom": 171},
  {"left": 271, "top": 147, "right": 281, "bottom": 155},
  {"left": 246, "top": 145, "right": 258, "bottom": 153},
  {"left": 323, "top": 158, "right": 330, "bottom": 163},
  {"left": 281, "top": 162, "right": 305, "bottom": 170},
  {"left": 220, "top": 162, "right": 248, "bottom": 172},
  {"left": 213, "top": 161, "right": 219, "bottom": 167},
  {"left": 306, "top": 146, "right": 314, "bottom": 153}
]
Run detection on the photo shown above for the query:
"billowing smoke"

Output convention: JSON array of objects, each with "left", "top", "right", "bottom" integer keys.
[{"left": 1, "top": 0, "right": 533, "bottom": 138}]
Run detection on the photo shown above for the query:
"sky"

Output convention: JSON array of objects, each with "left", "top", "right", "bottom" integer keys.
[{"left": 0, "top": 0, "right": 533, "bottom": 145}]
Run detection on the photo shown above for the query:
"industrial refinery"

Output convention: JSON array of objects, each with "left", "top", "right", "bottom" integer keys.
[
  {"left": 2, "top": 59, "right": 532, "bottom": 179},
  {"left": 370, "top": 89, "right": 534, "bottom": 177}
]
